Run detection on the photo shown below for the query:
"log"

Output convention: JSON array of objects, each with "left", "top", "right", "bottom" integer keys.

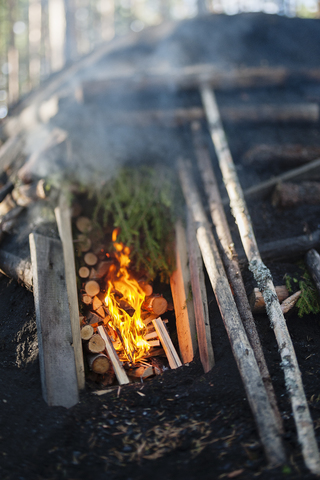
[
  {"left": 0, "top": 182, "right": 14, "bottom": 203},
  {"left": 138, "top": 280, "right": 153, "bottom": 296},
  {"left": 11, "top": 179, "right": 47, "bottom": 206},
  {"left": 97, "top": 325, "right": 130, "bottom": 385},
  {"left": 193, "top": 123, "right": 283, "bottom": 433},
  {"left": 85, "top": 333, "right": 106, "bottom": 353},
  {"left": 29, "top": 233, "right": 79, "bottom": 408},
  {"left": 79, "top": 266, "right": 90, "bottom": 278},
  {"left": 76, "top": 234, "right": 92, "bottom": 252},
  {"left": 200, "top": 85, "right": 320, "bottom": 474},
  {"left": 272, "top": 182, "right": 320, "bottom": 208},
  {"left": 80, "top": 324, "right": 94, "bottom": 341},
  {"left": 0, "top": 249, "right": 33, "bottom": 290},
  {"left": 243, "top": 144, "right": 320, "bottom": 166},
  {"left": 92, "top": 295, "right": 103, "bottom": 311},
  {"left": 142, "top": 295, "right": 168, "bottom": 316},
  {"left": 87, "top": 311, "right": 104, "bottom": 326},
  {"left": 170, "top": 219, "right": 197, "bottom": 363},
  {"left": 0, "top": 194, "right": 16, "bottom": 216},
  {"left": 237, "top": 230, "right": 320, "bottom": 265},
  {"left": 85, "top": 280, "right": 100, "bottom": 297},
  {"left": 128, "top": 365, "right": 154, "bottom": 379},
  {"left": 152, "top": 318, "right": 182, "bottom": 369},
  {"left": 281, "top": 291, "right": 302, "bottom": 314},
  {"left": 55, "top": 197, "right": 85, "bottom": 391},
  {"left": 306, "top": 249, "right": 320, "bottom": 297},
  {"left": 250, "top": 286, "right": 289, "bottom": 313},
  {"left": 94, "top": 260, "right": 113, "bottom": 279},
  {"left": 187, "top": 211, "right": 215, "bottom": 373},
  {"left": 82, "top": 294, "right": 92, "bottom": 305},
  {"left": 239, "top": 157, "right": 320, "bottom": 201},
  {"left": 76, "top": 216, "right": 92, "bottom": 233},
  {"left": 87, "top": 353, "right": 110, "bottom": 374},
  {"left": 178, "top": 157, "right": 285, "bottom": 467},
  {"left": 84, "top": 252, "right": 98, "bottom": 266},
  {"left": 221, "top": 103, "right": 319, "bottom": 123},
  {"left": 0, "top": 205, "right": 24, "bottom": 233}
]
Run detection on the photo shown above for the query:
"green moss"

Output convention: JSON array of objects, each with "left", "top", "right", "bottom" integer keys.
[{"left": 284, "top": 262, "right": 320, "bottom": 317}]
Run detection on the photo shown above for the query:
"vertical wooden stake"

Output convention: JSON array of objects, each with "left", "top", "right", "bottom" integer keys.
[
  {"left": 55, "top": 195, "right": 85, "bottom": 390},
  {"left": 170, "top": 218, "right": 197, "bottom": 363},
  {"left": 29, "top": 233, "right": 79, "bottom": 408},
  {"left": 187, "top": 211, "right": 214, "bottom": 373}
]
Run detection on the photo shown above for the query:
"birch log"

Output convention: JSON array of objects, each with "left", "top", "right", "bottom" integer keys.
[
  {"left": 192, "top": 123, "right": 283, "bottom": 434},
  {"left": 200, "top": 84, "right": 320, "bottom": 475},
  {"left": 178, "top": 158, "right": 285, "bottom": 467}
]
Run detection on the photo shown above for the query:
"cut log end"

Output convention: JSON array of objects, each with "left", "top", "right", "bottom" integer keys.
[
  {"left": 87, "top": 353, "right": 110, "bottom": 374},
  {"left": 85, "top": 280, "right": 100, "bottom": 297}
]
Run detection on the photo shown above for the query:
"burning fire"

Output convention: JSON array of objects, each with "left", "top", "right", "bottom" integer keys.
[{"left": 104, "top": 228, "right": 150, "bottom": 363}]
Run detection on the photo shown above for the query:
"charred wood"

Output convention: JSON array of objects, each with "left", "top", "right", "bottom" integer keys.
[
  {"left": 243, "top": 144, "right": 320, "bottom": 166},
  {"left": 272, "top": 182, "right": 320, "bottom": 208},
  {"left": 305, "top": 249, "right": 320, "bottom": 298}
]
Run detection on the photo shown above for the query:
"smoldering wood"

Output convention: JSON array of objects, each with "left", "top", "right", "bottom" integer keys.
[
  {"left": 305, "top": 249, "right": 320, "bottom": 298},
  {"left": 272, "top": 182, "right": 320, "bottom": 208},
  {"left": 142, "top": 294, "right": 168, "bottom": 316},
  {"left": 178, "top": 157, "right": 286, "bottom": 467},
  {"left": 97, "top": 325, "right": 130, "bottom": 385},
  {"left": 170, "top": 219, "right": 197, "bottom": 364},
  {"left": 29, "top": 233, "right": 79, "bottom": 408},
  {"left": 200, "top": 84, "right": 320, "bottom": 474},
  {"left": 12, "top": 180, "right": 47, "bottom": 207},
  {"left": 250, "top": 286, "right": 289, "bottom": 313},
  {"left": 55, "top": 196, "right": 85, "bottom": 391},
  {"left": 152, "top": 318, "right": 182, "bottom": 369},
  {"left": 0, "top": 249, "right": 33, "bottom": 290},
  {"left": 0, "top": 194, "right": 16, "bottom": 216},
  {"left": 243, "top": 144, "right": 320, "bottom": 166},
  {"left": 187, "top": 211, "right": 215, "bottom": 373},
  {"left": 192, "top": 125, "right": 283, "bottom": 434}
]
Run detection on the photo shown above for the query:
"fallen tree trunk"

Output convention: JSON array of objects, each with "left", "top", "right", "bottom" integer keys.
[
  {"left": 192, "top": 122, "right": 283, "bottom": 434},
  {"left": 243, "top": 144, "right": 320, "bottom": 166},
  {"left": 200, "top": 84, "right": 320, "bottom": 475},
  {"left": 0, "top": 249, "right": 33, "bottom": 290},
  {"left": 272, "top": 181, "right": 320, "bottom": 208},
  {"left": 178, "top": 157, "right": 286, "bottom": 467}
]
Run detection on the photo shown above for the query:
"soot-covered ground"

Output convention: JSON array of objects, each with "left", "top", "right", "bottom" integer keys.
[{"left": 2, "top": 11, "right": 320, "bottom": 480}]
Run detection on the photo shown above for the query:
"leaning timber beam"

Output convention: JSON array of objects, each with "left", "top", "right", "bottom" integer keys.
[
  {"left": 192, "top": 122, "right": 283, "bottom": 434},
  {"left": 178, "top": 157, "right": 286, "bottom": 467},
  {"left": 200, "top": 84, "right": 320, "bottom": 475}
]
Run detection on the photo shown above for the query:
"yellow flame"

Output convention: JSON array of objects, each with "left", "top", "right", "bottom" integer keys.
[{"left": 104, "top": 230, "right": 150, "bottom": 363}]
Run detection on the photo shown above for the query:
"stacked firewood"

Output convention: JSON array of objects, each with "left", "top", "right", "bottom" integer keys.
[{"left": 73, "top": 215, "right": 172, "bottom": 382}]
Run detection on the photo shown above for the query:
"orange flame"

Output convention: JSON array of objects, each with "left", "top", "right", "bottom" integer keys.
[{"left": 104, "top": 229, "right": 150, "bottom": 363}]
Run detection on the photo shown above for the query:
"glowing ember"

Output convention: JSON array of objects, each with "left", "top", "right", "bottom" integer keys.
[{"left": 104, "top": 229, "right": 150, "bottom": 363}]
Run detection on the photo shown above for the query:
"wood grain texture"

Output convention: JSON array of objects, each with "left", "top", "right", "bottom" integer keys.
[
  {"left": 29, "top": 232, "right": 79, "bottom": 408},
  {"left": 97, "top": 325, "right": 129, "bottom": 385}
]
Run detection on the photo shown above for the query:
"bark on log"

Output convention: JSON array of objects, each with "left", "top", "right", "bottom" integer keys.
[
  {"left": 87, "top": 353, "right": 110, "bottom": 374},
  {"left": 305, "top": 249, "right": 320, "bottom": 297},
  {"left": 192, "top": 123, "right": 283, "bottom": 433},
  {"left": 200, "top": 85, "right": 320, "bottom": 474},
  {"left": 178, "top": 158, "right": 285, "bottom": 467},
  {"left": 272, "top": 182, "right": 320, "bottom": 208},
  {"left": 243, "top": 144, "right": 320, "bottom": 166},
  {"left": 0, "top": 249, "right": 33, "bottom": 290},
  {"left": 142, "top": 295, "right": 168, "bottom": 316}
]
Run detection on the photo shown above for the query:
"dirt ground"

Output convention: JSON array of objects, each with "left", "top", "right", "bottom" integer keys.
[{"left": 1, "top": 11, "right": 320, "bottom": 480}]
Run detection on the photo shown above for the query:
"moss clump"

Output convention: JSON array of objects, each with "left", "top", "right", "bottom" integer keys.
[{"left": 284, "top": 262, "right": 320, "bottom": 317}]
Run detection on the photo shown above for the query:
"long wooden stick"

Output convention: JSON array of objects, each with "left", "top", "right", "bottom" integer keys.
[
  {"left": 55, "top": 194, "right": 85, "bottom": 391},
  {"left": 192, "top": 123, "right": 283, "bottom": 433},
  {"left": 178, "top": 158, "right": 285, "bottom": 467},
  {"left": 200, "top": 84, "right": 320, "bottom": 475},
  {"left": 97, "top": 325, "right": 130, "bottom": 385}
]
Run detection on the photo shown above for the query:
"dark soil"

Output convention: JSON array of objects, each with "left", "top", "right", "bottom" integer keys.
[{"left": 2, "top": 11, "right": 320, "bottom": 480}]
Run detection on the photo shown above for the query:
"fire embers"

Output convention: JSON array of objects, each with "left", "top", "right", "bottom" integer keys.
[{"left": 75, "top": 216, "right": 169, "bottom": 383}]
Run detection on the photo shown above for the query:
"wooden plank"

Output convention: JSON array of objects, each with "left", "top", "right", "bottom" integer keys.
[
  {"left": 29, "top": 233, "right": 79, "bottom": 408},
  {"left": 55, "top": 195, "right": 85, "bottom": 390},
  {"left": 152, "top": 318, "right": 182, "bottom": 369},
  {"left": 187, "top": 211, "right": 214, "bottom": 373},
  {"left": 170, "top": 219, "right": 196, "bottom": 363},
  {"left": 97, "top": 325, "right": 130, "bottom": 385}
]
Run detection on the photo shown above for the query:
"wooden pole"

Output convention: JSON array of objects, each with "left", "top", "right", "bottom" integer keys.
[
  {"left": 200, "top": 84, "right": 320, "bottom": 475},
  {"left": 187, "top": 211, "right": 215, "bottom": 373},
  {"left": 178, "top": 158, "right": 285, "bottom": 467},
  {"left": 55, "top": 195, "right": 85, "bottom": 390},
  {"left": 192, "top": 123, "right": 283, "bottom": 433}
]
